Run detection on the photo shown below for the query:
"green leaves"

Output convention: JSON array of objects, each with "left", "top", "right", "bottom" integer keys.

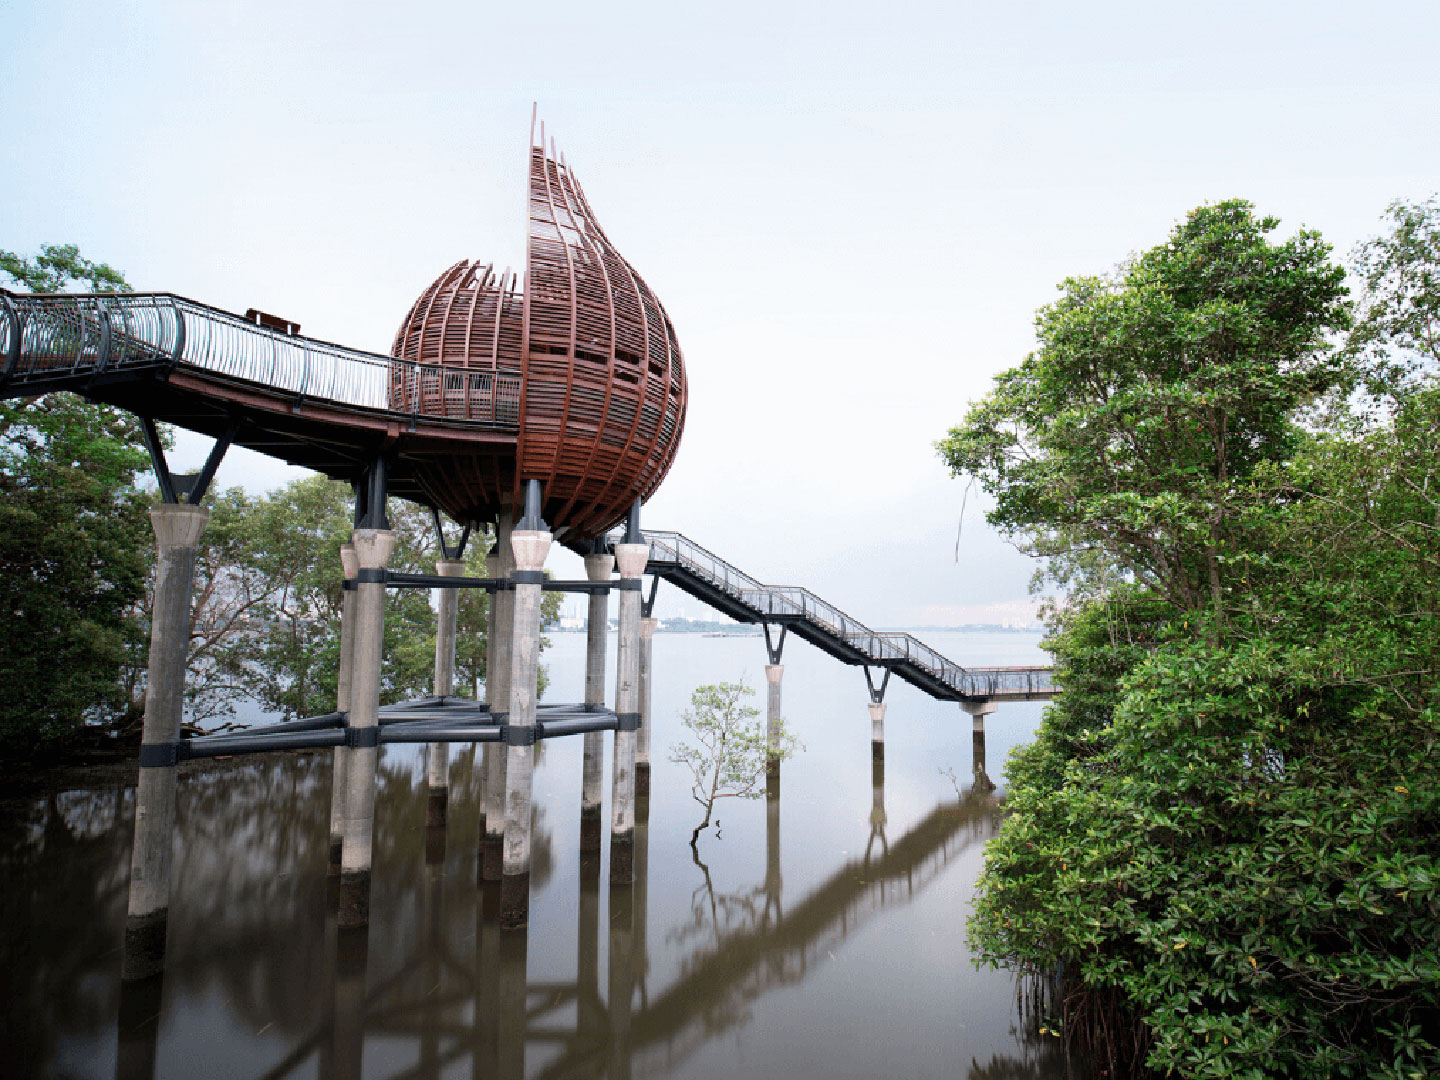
[{"left": 953, "top": 202, "right": 1440, "bottom": 1078}]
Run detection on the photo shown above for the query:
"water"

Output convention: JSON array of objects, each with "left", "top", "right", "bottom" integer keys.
[{"left": 1, "top": 630, "right": 1079, "bottom": 1079}]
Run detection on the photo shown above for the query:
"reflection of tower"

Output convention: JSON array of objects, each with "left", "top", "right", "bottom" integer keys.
[
  {"left": 764, "top": 782, "right": 783, "bottom": 925},
  {"left": 609, "top": 882, "right": 635, "bottom": 1080},
  {"left": 115, "top": 973, "right": 163, "bottom": 1080},
  {"left": 331, "top": 928, "right": 369, "bottom": 1080},
  {"left": 865, "top": 755, "right": 889, "bottom": 863},
  {"left": 496, "top": 927, "right": 528, "bottom": 1080}
]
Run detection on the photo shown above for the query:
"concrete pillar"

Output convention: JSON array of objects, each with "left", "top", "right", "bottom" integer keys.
[
  {"left": 637, "top": 617, "right": 657, "bottom": 796},
  {"left": 482, "top": 515, "right": 515, "bottom": 882},
  {"left": 962, "top": 700, "right": 998, "bottom": 793},
  {"left": 426, "top": 557, "right": 464, "bottom": 827},
  {"left": 580, "top": 551, "right": 613, "bottom": 860},
  {"left": 869, "top": 701, "right": 887, "bottom": 761},
  {"left": 764, "top": 663, "right": 783, "bottom": 780},
  {"left": 476, "top": 545, "right": 499, "bottom": 873},
  {"left": 610, "top": 543, "right": 647, "bottom": 886},
  {"left": 338, "top": 527, "right": 397, "bottom": 928},
  {"left": 123, "top": 502, "right": 208, "bottom": 981},
  {"left": 499, "top": 523, "right": 551, "bottom": 929},
  {"left": 328, "top": 542, "right": 359, "bottom": 878}
]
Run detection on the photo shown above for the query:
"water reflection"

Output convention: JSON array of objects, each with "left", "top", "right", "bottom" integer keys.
[{"left": 0, "top": 730, "right": 1076, "bottom": 1080}]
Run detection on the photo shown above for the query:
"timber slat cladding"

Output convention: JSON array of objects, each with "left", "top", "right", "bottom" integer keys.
[{"left": 389, "top": 122, "right": 687, "bottom": 537}]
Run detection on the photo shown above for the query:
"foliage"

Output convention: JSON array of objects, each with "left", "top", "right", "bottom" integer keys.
[
  {"left": 0, "top": 246, "right": 152, "bottom": 757},
  {"left": 938, "top": 200, "right": 1350, "bottom": 627},
  {"left": 669, "top": 681, "right": 800, "bottom": 846},
  {"left": 1345, "top": 197, "right": 1440, "bottom": 402},
  {"left": 0, "top": 242, "right": 129, "bottom": 294},
  {"left": 946, "top": 201, "right": 1440, "bottom": 1078}
]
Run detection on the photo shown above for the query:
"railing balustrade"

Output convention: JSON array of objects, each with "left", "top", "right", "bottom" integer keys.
[{"left": 0, "top": 290, "right": 521, "bottom": 428}]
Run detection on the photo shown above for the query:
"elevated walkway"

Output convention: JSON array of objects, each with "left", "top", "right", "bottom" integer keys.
[{"left": 638, "top": 531, "right": 1056, "bottom": 703}]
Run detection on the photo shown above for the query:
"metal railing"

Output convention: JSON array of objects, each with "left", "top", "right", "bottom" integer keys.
[
  {"left": 637, "top": 529, "right": 1058, "bottom": 700},
  {"left": 0, "top": 290, "right": 522, "bottom": 428}
]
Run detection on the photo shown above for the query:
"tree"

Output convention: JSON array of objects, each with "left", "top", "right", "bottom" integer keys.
[
  {"left": 946, "top": 202, "right": 1440, "bottom": 1078},
  {"left": 1345, "top": 196, "right": 1440, "bottom": 402},
  {"left": 0, "top": 246, "right": 152, "bottom": 758},
  {"left": 938, "top": 201, "right": 1350, "bottom": 631},
  {"left": 669, "top": 681, "right": 799, "bottom": 846}
]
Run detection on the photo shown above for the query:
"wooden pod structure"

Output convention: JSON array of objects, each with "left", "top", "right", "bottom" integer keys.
[{"left": 391, "top": 121, "right": 687, "bottom": 538}]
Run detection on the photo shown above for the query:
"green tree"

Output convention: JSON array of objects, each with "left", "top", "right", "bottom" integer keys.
[
  {"left": 939, "top": 200, "right": 1349, "bottom": 630},
  {"left": 943, "top": 202, "right": 1440, "bottom": 1078},
  {"left": 670, "top": 681, "right": 800, "bottom": 846},
  {"left": 0, "top": 246, "right": 152, "bottom": 758}
]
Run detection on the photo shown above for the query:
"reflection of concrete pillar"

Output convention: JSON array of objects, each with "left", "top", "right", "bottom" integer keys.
[
  {"left": 608, "top": 882, "right": 635, "bottom": 1080},
  {"left": 483, "top": 515, "right": 515, "bottom": 882},
  {"left": 610, "top": 543, "right": 647, "bottom": 885},
  {"left": 637, "top": 617, "right": 657, "bottom": 796},
  {"left": 866, "top": 753, "right": 888, "bottom": 862},
  {"left": 496, "top": 927, "right": 528, "bottom": 1080},
  {"left": 329, "top": 542, "right": 358, "bottom": 878},
  {"left": 581, "top": 551, "right": 613, "bottom": 860},
  {"left": 427, "top": 558, "right": 464, "bottom": 827},
  {"left": 576, "top": 865, "right": 601, "bottom": 1046},
  {"left": 475, "top": 884, "right": 501, "bottom": 1080},
  {"left": 124, "top": 502, "right": 208, "bottom": 981},
  {"left": 869, "top": 701, "right": 887, "bottom": 761},
  {"left": 420, "top": 837, "right": 444, "bottom": 1080},
  {"left": 500, "top": 522, "right": 550, "bottom": 928},
  {"left": 764, "top": 784, "right": 782, "bottom": 924},
  {"left": 339, "top": 527, "right": 397, "bottom": 929},
  {"left": 765, "top": 663, "right": 783, "bottom": 779},
  {"left": 115, "top": 972, "right": 164, "bottom": 1080},
  {"left": 332, "top": 928, "right": 368, "bottom": 1080}
]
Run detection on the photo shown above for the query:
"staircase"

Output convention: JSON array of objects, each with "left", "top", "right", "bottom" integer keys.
[{"left": 639, "top": 531, "right": 1056, "bottom": 703}]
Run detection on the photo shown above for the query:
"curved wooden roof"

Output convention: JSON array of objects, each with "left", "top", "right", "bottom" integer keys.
[{"left": 391, "top": 122, "right": 687, "bottom": 537}]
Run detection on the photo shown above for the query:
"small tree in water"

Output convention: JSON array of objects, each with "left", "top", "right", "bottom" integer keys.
[{"left": 670, "top": 681, "right": 799, "bottom": 847}]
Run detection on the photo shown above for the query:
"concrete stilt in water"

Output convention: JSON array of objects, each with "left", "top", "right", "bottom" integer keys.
[
  {"left": 427, "top": 556, "right": 465, "bottom": 828},
  {"left": 124, "top": 502, "right": 209, "bottom": 981},
  {"left": 475, "top": 543, "right": 499, "bottom": 877},
  {"left": 482, "top": 515, "right": 515, "bottom": 882},
  {"left": 763, "top": 775, "right": 783, "bottom": 924},
  {"left": 474, "top": 882, "right": 502, "bottom": 1077},
  {"left": 328, "top": 542, "right": 359, "bottom": 878},
  {"left": 762, "top": 623, "right": 786, "bottom": 784},
  {"left": 116, "top": 967, "right": 164, "bottom": 1080},
  {"left": 338, "top": 525, "right": 397, "bottom": 928},
  {"left": 637, "top": 615, "right": 657, "bottom": 797},
  {"left": 495, "top": 927, "right": 528, "bottom": 1080},
  {"left": 580, "top": 546, "right": 613, "bottom": 863},
  {"left": 962, "top": 700, "right": 998, "bottom": 793},
  {"left": 611, "top": 503, "right": 648, "bottom": 886},
  {"left": 864, "top": 665, "right": 891, "bottom": 763},
  {"left": 499, "top": 482, "right": 551, "bottom": 929},
  {"left": 869, "top": 702, "right": 887, "bottom": 760}
]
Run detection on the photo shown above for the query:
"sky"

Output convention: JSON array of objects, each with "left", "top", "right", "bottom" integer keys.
[{"left": 3, "top": 0, "right": 1438, "bottom": 628}]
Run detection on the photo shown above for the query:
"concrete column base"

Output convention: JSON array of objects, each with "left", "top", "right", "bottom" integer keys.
[
  {"left": 337, "top": 868, "right": 371, "bottom": 929},
  {"left": 122, "top": 910, "right": 169, "bottom": 982},
  {"left": 610, "top": 832, "right": 634, "bottom": 885},
  {"left": 500, "top": 871, "right": 531, "bottom": 930},
  {"left": 868, "top": 701, "right": 887, "bottom": 761},
  {"left": 426, "top": 787, "right": 448, "bottom": 828}
]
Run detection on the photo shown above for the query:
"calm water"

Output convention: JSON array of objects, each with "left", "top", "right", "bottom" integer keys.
[{"left": 2, "top": 630, "right": 1079, "bottom": 1080}]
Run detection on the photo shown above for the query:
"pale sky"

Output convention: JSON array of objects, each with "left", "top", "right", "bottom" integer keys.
[{"left": 4, "top": 0, "right": 1437, "bottom": 627}]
